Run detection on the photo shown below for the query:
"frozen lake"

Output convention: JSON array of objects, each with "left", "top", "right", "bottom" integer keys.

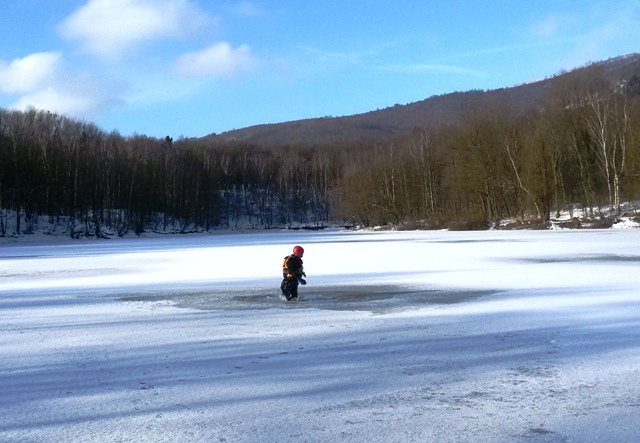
[{"left": 1, "top": 229, "right": 639, "bottom": 442}]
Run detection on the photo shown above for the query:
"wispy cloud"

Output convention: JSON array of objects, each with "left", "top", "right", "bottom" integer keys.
[
  {"left": 174, "top": 42, "right": 257, "bottom": 78},
  {"left": 293, "top": 45, "right": 377, "bottom": 63},
  {"left": 539, "top": 4, "right": 640, "bottom": 68},
  {"left": 377, "top": 63, "right": 486, "bottom": 77},
  {"left": 529, "top": 13, "right": 577, "bottom": 38},
  {"left": 233, "top": 1, "right": 266, "bottom": 17},
  {"left": 58, "top": 0, "right": 212, "bottom": 61}
]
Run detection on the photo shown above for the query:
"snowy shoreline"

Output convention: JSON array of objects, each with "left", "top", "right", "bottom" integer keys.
[
  {"left": 1, "top": 203, "right": 638, "bottom": 245},
  {"left": 1, "top": 229, "right": 639, "bottom": 442}
]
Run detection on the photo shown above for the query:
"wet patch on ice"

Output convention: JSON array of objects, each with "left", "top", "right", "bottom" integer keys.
[
  {"left": 120, "top": 285, "right": 496, "bottom": 314},
  {"left": 518, "top": 253, "right": 640, "bottom": 264}
]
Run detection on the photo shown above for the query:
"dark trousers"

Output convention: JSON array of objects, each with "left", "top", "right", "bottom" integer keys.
[{"left": 280, "top": 277, "right": 299, "bottom": 300}]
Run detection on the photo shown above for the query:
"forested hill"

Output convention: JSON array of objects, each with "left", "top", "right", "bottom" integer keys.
[
  {"left": 206, "top": 53, "right": 640, "bottom": 146},
  {"left": 2, "top": 53, "right": 640, "bottom": 239}
]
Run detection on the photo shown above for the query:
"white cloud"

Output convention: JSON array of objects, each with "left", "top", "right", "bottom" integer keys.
[
  {"left": 0, "top": 52, "right": 62, "bottom": 94},
  {"left": 0, "top": 52, "right": 121, "bottom": 119},
  {"left": 11, "top": 88, "right": 101, "bottom": 117},
  {"left": 174, "top": 42, "right": 257, "bottom": 78},
  {"left": 8, "top": 78, "right": 121, "bottom": 119},
  {"left": 58, "top": 0, "right": 211, "bottom": 60}
]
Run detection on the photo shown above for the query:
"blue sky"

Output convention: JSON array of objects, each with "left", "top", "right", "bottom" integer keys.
[{"left": 1, "top": 1, "right": 639, "bottom": 139}]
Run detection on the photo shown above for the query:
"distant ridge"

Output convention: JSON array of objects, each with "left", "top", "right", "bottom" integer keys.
[{"left": 205, "top": 53, "right": 640, "bottom": 146}]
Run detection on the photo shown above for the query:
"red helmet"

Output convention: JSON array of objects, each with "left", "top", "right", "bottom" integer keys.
[{"left": 293, "top": 245, "right": 304, "bottom": 257}]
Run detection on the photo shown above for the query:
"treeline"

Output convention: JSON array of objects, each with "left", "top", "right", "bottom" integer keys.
[
  {"left": 1, "top": 63, "right": 640, "bottom": 237},
  {"left": 0, "top": 111, "right": 336, "bottom": 237},
  {"left": 336, "top": 66, "right": 640, "bottom": 228}
]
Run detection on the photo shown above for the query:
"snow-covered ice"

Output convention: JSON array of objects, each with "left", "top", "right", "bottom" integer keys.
[{"left": 1, "top": 229, "right": 639, "bottom": 442}]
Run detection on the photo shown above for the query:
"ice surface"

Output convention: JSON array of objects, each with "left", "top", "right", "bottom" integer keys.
[{"left": 1, "top": 229, "right": 639, "bottom": 442}]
